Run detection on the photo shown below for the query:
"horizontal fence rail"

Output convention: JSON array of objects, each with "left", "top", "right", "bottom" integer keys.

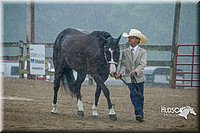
[
  {"left": 1, "top": 41, "right": 173, "bottom": 86},
  {"left": 2, "top": 41, "right": 172, "bottom": 67}
]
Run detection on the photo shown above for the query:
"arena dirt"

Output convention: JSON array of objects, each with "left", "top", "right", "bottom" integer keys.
[{"left": 2, "top": 78, "right": 199, "bottom": 132}]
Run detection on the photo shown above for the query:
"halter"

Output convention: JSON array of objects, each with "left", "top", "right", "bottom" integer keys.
[{"left": 104, "top": 48, "right": 118, "bottom": 65}]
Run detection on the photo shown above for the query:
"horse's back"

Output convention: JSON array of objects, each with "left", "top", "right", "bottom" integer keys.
[
  {"left": 54, "top": 28, "right": 84, "bottom": 48},
  {"left": 53, "top": 28, "right": 112, "bottom": 73},
  {"left": 53, "top": 28, "right": 87, "bottom": 64}
]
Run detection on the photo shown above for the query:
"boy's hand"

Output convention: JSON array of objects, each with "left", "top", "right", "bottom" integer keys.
[
  {"left": 130, "top": 70, "right": 138, "bottom": 76},
  {"left": 110, "top": 72, "right": 121, "bottom": 79},
  {"left": 114, "top": 73, "right": 121, "bottom": 79}
]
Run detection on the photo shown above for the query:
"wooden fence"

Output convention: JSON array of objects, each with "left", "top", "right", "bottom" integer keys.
[
  {"left": 120, "top": 43, "right": 172, "bottom": 66},
  {"left": 1, "top": 41, "right": 172, "bottom": 78}
]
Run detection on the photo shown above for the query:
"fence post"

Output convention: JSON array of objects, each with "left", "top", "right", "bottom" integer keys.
[
  {"left": 26, "top": 1, "right": 35, "bottom": 80},
  {"left": 170, "top": 1, "right": 181, "bottom": 89},
  {"left": 26, "top": 44, "right": 31, "bottom": 79},
  {"left": 18, "top": 41, "right": 24, "bottom": 78}
]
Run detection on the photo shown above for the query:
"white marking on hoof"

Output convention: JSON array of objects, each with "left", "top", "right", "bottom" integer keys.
[
  {"left": 77, "top": 99, "right": 84, "bottom": 117},
  {"left": 51, "top": 103, "right": 58, "bottom": 114},
  {"left": 92, "top": 104, "right": 98, "bottom": 116},
  {"left": 77, "top": 99, "right": 84, "bottom": 111},
  {"left": 109, "top": 107, "right": 116, "bottom": 115},
  {"left": 51, "top": 110, "right": 59, "bottom": 114},
  {"left": 109, "top": 106, "right": 117, "bottom": 120}
]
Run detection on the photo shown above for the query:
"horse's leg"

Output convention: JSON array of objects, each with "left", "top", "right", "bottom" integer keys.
[
  {"left": 92, "top": 85, "right": 101, "bottom": 117},
  {"left": 51, "top": 67, "right": 62, "bottom": 114},
  {"left": 92, "top": 74, "right": 117, "bottom": 121},
  {"left": 92, "top": 73, "right": 108, "bottom": 117},
  {"left": 75, "top": 71, "right": 87, "bottom": 117}
]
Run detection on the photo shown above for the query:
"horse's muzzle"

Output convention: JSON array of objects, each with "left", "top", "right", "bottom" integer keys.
[{"left": 109, "top": 63, "right": 117, "bottom": 76}]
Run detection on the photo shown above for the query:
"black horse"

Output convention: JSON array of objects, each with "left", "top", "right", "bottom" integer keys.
[{"left": 51, "top": 28, "right": 121, "bottom": 120}]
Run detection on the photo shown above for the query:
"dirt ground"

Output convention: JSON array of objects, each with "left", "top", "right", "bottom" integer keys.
[{"left": 1, "top": 78, "right": 199, "bottom": 132}]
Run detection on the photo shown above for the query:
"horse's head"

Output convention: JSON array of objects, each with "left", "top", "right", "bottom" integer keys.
[
  {"left": 90, "top": 31, "right": 121, "bottom": 75},
  {"left": 100, "top": 34, "right": 121, "bottom": 76}
]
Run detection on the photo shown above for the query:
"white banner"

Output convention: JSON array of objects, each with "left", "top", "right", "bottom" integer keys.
[{"left": 30, "top": 45, "right": 45, "bottom": 75}]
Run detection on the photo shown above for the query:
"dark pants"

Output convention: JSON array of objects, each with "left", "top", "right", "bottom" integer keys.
[{"left": 127, "top": 82, "right": 144, "bottom": 118}]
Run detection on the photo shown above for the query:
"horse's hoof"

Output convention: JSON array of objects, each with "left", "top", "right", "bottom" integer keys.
[
  {"left": 77, "top": 110, "right": 84, "bottom": 117},
  {"left": 92, "top": 115, "right": 98, "bottom": 119},
  {"left": 51, "top": 110, "right": 59, "bottom": 114},
  {"left": 109, "top": 114, "right": 117, "bottom": 121}
]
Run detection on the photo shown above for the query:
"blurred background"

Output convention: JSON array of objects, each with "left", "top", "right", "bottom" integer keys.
[
  {"left": 1, "top": 1, "right": 199, "bottom": 87},
  {"left": 3, "top": 1, "right": 197, "bottom": 44}
]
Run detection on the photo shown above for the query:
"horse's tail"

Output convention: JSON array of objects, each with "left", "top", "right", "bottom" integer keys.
[{"left": 61, "top": 65, "right": 78, "bottom": 97}]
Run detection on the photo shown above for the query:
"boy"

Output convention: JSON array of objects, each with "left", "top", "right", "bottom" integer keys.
[{"left": 115, "top": 29, "right": 147, "bottom": 122}]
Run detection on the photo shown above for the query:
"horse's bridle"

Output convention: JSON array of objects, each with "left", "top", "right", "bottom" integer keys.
[{"left": 104, "top": 48, "right": 118, "bottom": 65}]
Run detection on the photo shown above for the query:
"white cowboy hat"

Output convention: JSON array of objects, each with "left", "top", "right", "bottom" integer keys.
[{"left": 122, "top": 29, "right": 147, "bottom": 44}]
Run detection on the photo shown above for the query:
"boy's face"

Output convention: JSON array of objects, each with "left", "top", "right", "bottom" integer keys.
[{"left": 128, "top": 36, "right": 140, "bottom": 47}]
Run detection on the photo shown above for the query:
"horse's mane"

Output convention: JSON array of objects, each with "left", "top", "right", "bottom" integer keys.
[{"left": 89, "top": 31, "right": 112, "bottom": 50}]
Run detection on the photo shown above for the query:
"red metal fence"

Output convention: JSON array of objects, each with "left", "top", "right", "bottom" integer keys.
[{"left": 174, "top": 44, "right": 200, "bottom": 88}]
